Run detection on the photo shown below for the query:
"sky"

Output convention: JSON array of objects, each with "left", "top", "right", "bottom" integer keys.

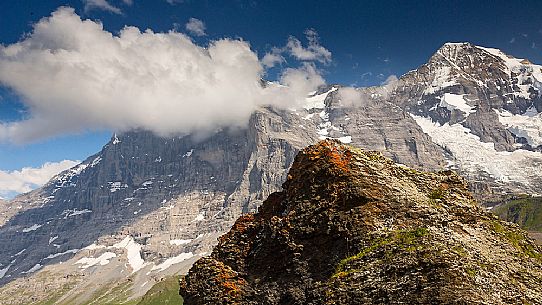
[{"left": 1, "top": 0, "right": 542, "bottom": 198}]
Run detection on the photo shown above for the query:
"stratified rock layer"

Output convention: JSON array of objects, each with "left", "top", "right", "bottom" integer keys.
[{"left": 180, "top": 140, "right": 542, "bottom": 305}]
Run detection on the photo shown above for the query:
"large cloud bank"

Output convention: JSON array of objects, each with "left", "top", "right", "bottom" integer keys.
[
  {"left": 0, "top": 160, "right": 78, "bottom": 199},
  {"left": 0, "top": 7, "right": 327, "bottom": 143}
]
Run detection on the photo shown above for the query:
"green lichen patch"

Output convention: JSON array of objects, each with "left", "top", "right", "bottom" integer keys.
[
  {"left": 489, "top": 220, "right": 542, "bottom": 261},
  {"left": 333, "top": 227, "right": 429, "bottom": 279}
]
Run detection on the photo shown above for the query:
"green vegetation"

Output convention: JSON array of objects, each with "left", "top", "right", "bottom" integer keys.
[
  {"left": 428, "top": 187, "right": 446, "bottom": 200},
  {"left": 75, "top": 280, "right": 138, "bottom": 305},
  {"left": 332, "top": 227, "right": 429, "bottom": 279},
  {"left": 465, "top": 267, "right": 477, "bottom": 278},
  {"left": 492, "top": 197, "right": 542, "bottom": 232},
  {"left": 137, "top": 276, "right": 183, "bottom": 305},
  {"left": 31, "top": 276, "right": 183, "bottom": 305},
  {"left": 489, "top": 220, "right": 542, "bottom": 261}
]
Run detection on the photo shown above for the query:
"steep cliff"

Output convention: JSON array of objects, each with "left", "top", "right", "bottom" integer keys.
[{"left": 180, "top": 140, "right": 542, "bottom": 305}]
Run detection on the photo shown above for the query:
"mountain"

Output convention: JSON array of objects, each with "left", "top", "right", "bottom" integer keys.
[
  {"left": 492, "top": 196, "right": 542, "bottom": 244},
  {"left": 180, "top": 140, "right": 542, "bottom": 305},
  {"left": 0, "top": 42, "right": 541, "bottom": 303},
  {"left": 393, "top": 42, "right": 542, "bottom": 195}
]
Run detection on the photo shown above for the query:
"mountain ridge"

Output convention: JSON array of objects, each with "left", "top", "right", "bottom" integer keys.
[{"left": 1, "top": 42, "right": 541, "bottom": 304}]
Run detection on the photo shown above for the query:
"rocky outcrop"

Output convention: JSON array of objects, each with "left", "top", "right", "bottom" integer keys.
[{"left": 180, "top": 140, "right": 542, "bottom": 305}]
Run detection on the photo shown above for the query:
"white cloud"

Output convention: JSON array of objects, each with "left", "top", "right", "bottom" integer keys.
[
  {"left": 262, "top": 29, "right": 332, "bottom": 67},
  {"left": 185, "top": 18, "right": 206, "bottom": 36},
  {"left": 122, "top": 0, "right": 133, "bottom": 5},
  {"left": 82, "top": 0, "right": 122, "bottom": 14},
  {"left": 0, "top": 160, "right": 79, "bottom": 198},
  {"left": 337, "top": 75, "right": 398, "bottom": 106},
  {"left": 261, "top": 47, "right": 285, "bottom": 68},
  {"left": 0, "top": 8, "right": 326, "bottom": 143},
  {"left": 166, "top": 0, "right": 185, "bottom": 4},
  {"left": 286, "top": 29, "right": 331, "bottom": 64}
]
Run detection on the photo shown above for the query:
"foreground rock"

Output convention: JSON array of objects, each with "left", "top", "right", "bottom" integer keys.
[{"left": 180, "top": 140, "right": 542, "bottom": 305}]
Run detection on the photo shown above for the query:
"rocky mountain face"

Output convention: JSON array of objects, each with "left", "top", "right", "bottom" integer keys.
[
  {"left": 0, "top": 42, "right": 541, "bottom": 303},
  {"left": 180, "top": 140, "right": 542, "bottom": 305},
  {"left": 0, "top": 108, "right": 319, "bottom": 303},
  {"left": 389, "top": 42, "right": 542, "bottom": 195}
]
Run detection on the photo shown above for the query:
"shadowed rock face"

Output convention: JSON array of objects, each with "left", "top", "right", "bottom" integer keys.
[{"left": 180, "top": 140, "right": 542, "bottom": 305}]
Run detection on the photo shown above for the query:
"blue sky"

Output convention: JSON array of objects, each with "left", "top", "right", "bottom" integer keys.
[{"left": 1, "top": 0, "right": 542, "bottom": 196}]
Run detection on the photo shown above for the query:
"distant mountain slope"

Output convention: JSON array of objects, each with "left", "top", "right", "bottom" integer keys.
[
  {"left": 137, "top": 276, "right": 183, "bottom": 305},
  {"left": 492, "top": 196, "right": 542, "bottom": 244},
  {"left": 493, "top": 196, "right": 542, "bottom": 232},
  {"left": 180, "top": 140, "right": 542, "bottom": 304}
]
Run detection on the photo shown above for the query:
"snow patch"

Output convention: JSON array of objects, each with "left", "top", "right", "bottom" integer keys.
[
  {"left": 75, "top": 252, "right": 116, "bottom": 269},
  {"left": 108, "top": 182, "right": 128, "bottom": 193},
  {"left": 112, "top": 134, "right": 121, "bottom": 145},
  {"left": 337, "top": 136, "right": 352, "bottom": 143},
  {"left": 411, "top": 114, "right": 542, "bottom": 186},
  {"left": 113, "top": 236, "right": 146, "bottom": 273},
  {"left": 0, "top": 264, "right": 10, "bottom": 279},
  {"left": 45, "top": 249, "right": 79, "bottom": 260},
  {"left": 62, "top": 209, "right": 92, "bottom": 218},
  {"left": 183, "top": 149, "right": 194, "bottom": 157},
  {"left": 304, "top": 87, "right": 337, "bottom": 109},
  {"left": 90, "top": 156, "right": 102, "bottom": 167},
  {"left": 84, "top": 243, "right": 106, "bottom": 250},
  {"left": 48, "top": 236, "right": 58, "bottom": 245},
  {"left": 194, "top": 212, "right": 205, "bottom": 222},
  {"left": 52, "top": 163, "right": 88, "bottom": 191},
  {"left": 151, "top": 252, "right": 194, "bottom": 272},
  {"left": 23, "top": 264, "right": 42, "bottom": 274},
  {"left": 12, "top": 249, "right": 26, "bottom": 257},
  {"left": 22, "top": 224, "right": 42, "bottom": 233},
  {"left": 439, "top": 93, "right": 475, "bottom": 115},
  {"left": 496, "top": 109, "right": 542, "bottom": 147},
  {"left": 302, "top": 113, "right": 314, "bottom": 120},
  {"left": 169, "top": 239, "right": 192, "bottom": 246}
]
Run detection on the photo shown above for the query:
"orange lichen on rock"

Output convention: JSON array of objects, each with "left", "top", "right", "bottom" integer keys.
[
  {"left": 320, "top": 140, "right": 353, "bottom": 172},
  {"left": 216, "top": 266, "right": 246, "bottom": 297},
  {"left": 233, "top": 214, "right": 255, "bottom": 234}
]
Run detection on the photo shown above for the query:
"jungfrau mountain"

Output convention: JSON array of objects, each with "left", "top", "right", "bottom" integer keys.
[{"left": 0, "top": 42, "right": 541, "bottom": 304}]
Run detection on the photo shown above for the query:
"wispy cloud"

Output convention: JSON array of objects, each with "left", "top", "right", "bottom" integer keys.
[
  {"left": 0, "top": 160, "right": 78, "bottom": 198},
  {"left": 261, "top": 47, "right": 285, "bottom": 68},
  {"left": 0, "top": 8, "right": 326, "bottom": 143},
  {"left": 82, "top": 0, "right": 122, "bottom": 14},
  {"left": 337, "top": 75, "right": 398, "bottom": 106},
  {"left": 166, "top": 0, "right": 185, "bottom": 4},
  {"left": 286, "top": 29, "right": 332, "bottom": 63},
  {"left": 122, "top": 0, "right": 133, "bottom": 5},
  {"left": 185, "top": 18, "right": 206, "bottom": 36},
  {"left": 262, "top": 29, "right": 332, "bottom": 68}
]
